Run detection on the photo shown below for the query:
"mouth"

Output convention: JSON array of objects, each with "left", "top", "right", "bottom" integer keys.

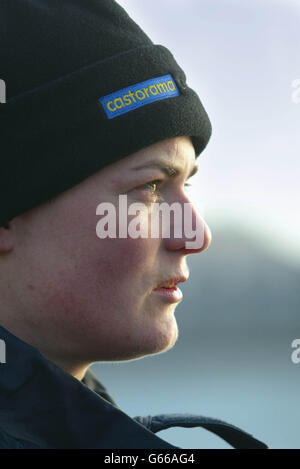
[
  {"left": 153, "top": 275, "right": 188, "bottom": 290},
  {"left": 152, "top": 275, "right": 188, "bottom": 303}
]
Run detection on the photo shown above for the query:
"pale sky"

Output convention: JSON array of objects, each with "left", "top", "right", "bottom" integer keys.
[{"left": 117, "top": 0, "right": 300, "bottom": 266}]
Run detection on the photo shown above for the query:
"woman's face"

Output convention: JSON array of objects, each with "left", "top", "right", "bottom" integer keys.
[{"left": 7, "top": 136, "right": 211, "bottom": 365}]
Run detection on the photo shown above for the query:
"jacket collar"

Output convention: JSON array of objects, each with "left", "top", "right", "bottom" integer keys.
[{"left": 0, "top": 325, "right": 176, "bottom": 449}]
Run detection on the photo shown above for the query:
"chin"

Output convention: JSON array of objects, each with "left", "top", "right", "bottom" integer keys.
[
  {"left": 139, "top": 320, "right": 179, "bottom": 357},
  {"left": 99, "top": 323, "right": 178, "bottom": 363}
]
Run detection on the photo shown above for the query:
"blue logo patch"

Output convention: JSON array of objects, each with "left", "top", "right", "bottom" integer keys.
[{"left": 99, "top": 74, "right": 180, "bottom": 119}]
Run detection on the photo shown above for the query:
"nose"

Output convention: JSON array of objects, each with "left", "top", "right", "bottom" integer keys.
[{"left": 162, "top": 198, "right": 212, "bottom": 255}]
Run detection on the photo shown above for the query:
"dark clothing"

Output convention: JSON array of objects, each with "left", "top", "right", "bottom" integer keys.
[{"left": 0, "top": 326, "right": 268, "bottom": 449}]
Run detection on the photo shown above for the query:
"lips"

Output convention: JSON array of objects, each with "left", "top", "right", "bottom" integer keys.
[
  {"left": 154, "top": 275, "right": 188, "bottom": 290},
  {"left": 152, "top": 276, "right": 186, "bottom": 304}
]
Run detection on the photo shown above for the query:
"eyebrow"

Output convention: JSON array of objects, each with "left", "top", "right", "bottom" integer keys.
[{"left": 132, "top": 161, "right": 198, "bottom": 180}]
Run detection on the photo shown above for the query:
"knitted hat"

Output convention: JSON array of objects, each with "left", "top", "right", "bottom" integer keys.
[{"left": 0, "top": 0, "right": 212, "bottom": 226}]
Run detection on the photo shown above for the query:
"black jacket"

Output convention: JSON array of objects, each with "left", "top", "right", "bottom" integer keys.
[{"left": 0, "top": 325, "right": 268, "bottom": 449}]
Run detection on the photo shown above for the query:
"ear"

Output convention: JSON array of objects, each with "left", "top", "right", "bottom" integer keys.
[{"left": 0, "top": 221, "right": 14, "bottom": 253}]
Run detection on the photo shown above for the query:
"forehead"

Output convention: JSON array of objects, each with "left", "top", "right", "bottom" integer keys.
[
  {"left": 45, "top": 137, "right": 196, "bottom": 209},
  {"left": 131, "top": 136, "right": 195, "bottom": 164},
  {"left": 108, "top": 136, "right": 196, "bottom": 174},
  {"left": 80, "top": 136, "right": 196, "bottom": 193}
]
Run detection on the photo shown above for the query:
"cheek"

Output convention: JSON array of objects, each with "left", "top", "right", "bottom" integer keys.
[
  {"left": 89, "top": 236, "right": 154, "bottom": 290},
  {"left": 81, "top": 207, "right": 154, "bottom": 281},
  {"left": 45, "top": 236, "right": 154, "bottom": 316},
  {"left": 34, "top": 203, "right": 159, "bottom": 333},
  {"left": 89, "top": 200, "right": 158, "bottom": 282},
  {"left": 44, "top": 238, "right": 154, "bottom": 343}
]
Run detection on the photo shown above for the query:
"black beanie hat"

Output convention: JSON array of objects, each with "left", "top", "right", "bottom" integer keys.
[{"left": 0, "top": 0, "right": 212, "bottom": 226}]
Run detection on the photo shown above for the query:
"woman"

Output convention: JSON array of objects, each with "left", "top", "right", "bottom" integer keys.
[{"left": 0, "top": 0, "right": 267, "bottom": 449}]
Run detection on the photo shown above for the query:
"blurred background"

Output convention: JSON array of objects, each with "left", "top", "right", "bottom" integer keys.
[{"left": 91, "top": 0, "right": 300, "bottom": 449}]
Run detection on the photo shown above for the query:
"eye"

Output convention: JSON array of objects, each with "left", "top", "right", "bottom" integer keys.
[
  {"left": 144, "top": 180, "right": 162, "bottom": 193},
  {"left": 144, "top": 180, "right": 192, "bottom": 191},
  {"left": 141, "top": 180, "right": 164, "bottom": 202},
  {"left": 140, "top": 180, "right": 193, "bottom": 202}
]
